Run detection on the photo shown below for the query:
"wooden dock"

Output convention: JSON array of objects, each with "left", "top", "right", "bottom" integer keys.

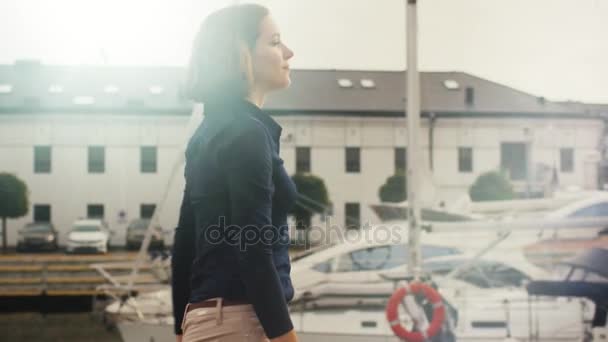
[{"left": 0, "top": 252, "right": 167, "bottom": 297}]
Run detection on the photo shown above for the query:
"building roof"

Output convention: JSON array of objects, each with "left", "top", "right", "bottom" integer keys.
[
  {"left": 267, "top": 69, "right": 579, "bottom": 115},
  {"left": 0, "top": 60, "right": 188, "bottom": 114},
  {"left": 557, "top": 101, "right": 608, "bottom": 116},
  {"left": 0, "top": 60, "right": 601, "bottom": 118}
]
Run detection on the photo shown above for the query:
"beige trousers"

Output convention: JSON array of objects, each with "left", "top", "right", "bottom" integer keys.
[{"left": 181, "top": 297, "right": 270, "bottom": 342}]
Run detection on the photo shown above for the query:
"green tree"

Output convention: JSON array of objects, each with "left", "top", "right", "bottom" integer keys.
[
  {"left": 289, "top": 173, "right": 330, "bottom": 248},
  {"left": 379, "top": 170, "right": 407, "bottom": 203},
  {"left": 0, "top": 173, "right": 29, "bottom": 253},
  {"left": 469, "top": 171, "right": 515, "bottom": 202}
]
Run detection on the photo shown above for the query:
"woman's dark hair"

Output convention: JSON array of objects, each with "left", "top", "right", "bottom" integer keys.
[{"left": 185, "top": 4, "right": 269, "bottom": 103}]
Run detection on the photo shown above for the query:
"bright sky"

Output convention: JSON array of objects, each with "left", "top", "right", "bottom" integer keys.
[{"left": 0, "top": 0, "right": 606, "bottom": 103}]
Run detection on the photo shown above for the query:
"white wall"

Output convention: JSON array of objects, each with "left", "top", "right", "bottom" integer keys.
[
  {"left": 0, "top": 113, "right": 188, "bottom": 246},
  {"left": 0, "top": 112, "right": 603, "bottom": 246},
  {"left": 279, "top": 115, "right": 604, "bottom": 236}
]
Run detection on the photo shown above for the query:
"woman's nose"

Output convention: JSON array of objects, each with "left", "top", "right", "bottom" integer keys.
[{"left": 283, "top": 45, "right": 294, "bottom": 60}]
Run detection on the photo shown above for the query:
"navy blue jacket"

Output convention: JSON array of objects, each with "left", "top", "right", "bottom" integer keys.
[{"left": 171, "top": 99, "right": 298, "bottom": 338}]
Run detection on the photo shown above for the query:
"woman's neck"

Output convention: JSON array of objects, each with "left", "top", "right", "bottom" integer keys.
[{"left": 246, "top": 88, "right": 266, "bottom": 108}]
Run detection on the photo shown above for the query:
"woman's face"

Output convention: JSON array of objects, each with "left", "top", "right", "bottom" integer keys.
[{"left": 250, "top": 15, "right": 294, "bottom": 93}]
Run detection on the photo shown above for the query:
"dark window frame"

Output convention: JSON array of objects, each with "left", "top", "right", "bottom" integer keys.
[
  {"left": 88, "top": 146, "right": 105, "bottom": 173},
  {"left": 295, "top": 146, "right": 311, "bottom": 173},
  {"left": 140, "top": 204, "right": 157, "bottom": 219},
  {"left": 458, "top": 146, "right": 473, "bottom": 173},
  {"left": 500, "top": 142, "right": 528, "bottom": 180},
  {"left": 34, "top": 146, "right": 52, "bottom": 173},
  {"left": 87, "top": 204, "right": 105, "bottom": 219},
  {"left": 560, "top": 148, "right": 574, "bottom": 173},
  {"left": 345, "top": 202, "right": 361, "bottom": 229},
  {"left": 33, "top": 204, "right": 51, "bottom": 222},
  {"left": 140, "top": 146, "right": 157, "bottom": 173},
  {"left": 395, "top": 147, "right": 407, "bottom": 173},
  {"left": 345, "top": 147, "right": 361, "bottom": 173}
]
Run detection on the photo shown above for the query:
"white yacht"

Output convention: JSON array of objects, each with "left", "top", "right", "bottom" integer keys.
[
  {"left": 106, "top": 261, "right": 594, "bottom": 342},
  {"left": 104, "top": 227, "right": 601, "bottom": 341}
]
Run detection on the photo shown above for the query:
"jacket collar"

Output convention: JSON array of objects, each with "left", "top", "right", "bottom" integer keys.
[
  {"left": 204, "top": 98, "right": 282, "bottom": 143},
  {"left": 239, "top": 99, "right": 282, "bottom": 143}
]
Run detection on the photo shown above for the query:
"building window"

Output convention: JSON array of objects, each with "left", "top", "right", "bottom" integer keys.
[
  {"left": 295, "top": 147, "right": 311, "bottom": 173},
  {"left": 395, "top": 147, "right": 407, "bottom": 173},
  {"left": 33, "top": 204, "right": 51, "bottom": 222},
  {"left": 87, "top": 204, "right": 104, "bottom": 219},
  {"left": 140, "top": 146, "right": 157, "bottom": 173},
  {"left": 34, "top": 146, "right": 51, "bottom": 173},
  {"left": 140, "top": 204, "right": 156, "bottom": 219},
  {"left": 345, "top": 147, "right": 360, "bottom": 173},
  {"left": 345, "top": 202, "right": 361, "bottom": 229},
  {"left": 88, "top": 146, "right": 105, "bottom": 173},
  {"left": 500, "top": 142, "right": 527, "bottom": 180},
  {"left": 560, "top": 148, "right": 574, "bottom": 173},
  {"left": 458, "top": 147, "right": 473, "bottom": 173}
]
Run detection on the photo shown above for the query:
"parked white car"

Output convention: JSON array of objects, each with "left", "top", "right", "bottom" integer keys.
[{"left": 66, "top": 219, "right": 113, "bottom": 253}]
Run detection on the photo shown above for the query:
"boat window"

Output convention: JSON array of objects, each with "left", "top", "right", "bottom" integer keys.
[
  {"left": 423, "top": 259, "right": 462, "bottom": 275},
  {"left": 422, "top": 245, "right": 462, "bottom": 258},
  {"left": 335, "top": 246, "right": 392, "bottom": 272},
  {"left": 334, "top": 244, "right": 463, "bottom": 272},
  {"left": 291, "top": 243, "right": 336, "bottom": 262},
  {"left": 382, "top": 244, "right": 462, "bottom": 270},
  {"left": 424, "top": 260, "right": 530, "bottom": 288},
  {"left": 457, "top": 266, "right": 492, "bottom": 288},
  {"left": 382, "top": 245, "right": 408, "bottom": 269},
  {"left": 312, "top": 260, "right": 332, "bottom": 273},
  {"left": 584, "top": 271, "right": 608, "bottom": 283},
  {"left": 479, "top": 261, "right": 531, "bottom": 287},
  {"left": 569, "top": 202, "right": 608, "bottom": 218},
  {"left": 552, "top": 264, "right": 573, "bottom": 280},
  {"left": 569, "top": 268, "right": 587, "bottom": 281}
]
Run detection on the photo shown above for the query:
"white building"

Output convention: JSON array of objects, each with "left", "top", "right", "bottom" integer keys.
[{"left": 0, "top": 61, "right": 605, "bottom": 246}]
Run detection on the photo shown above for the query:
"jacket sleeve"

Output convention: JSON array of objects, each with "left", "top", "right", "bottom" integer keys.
[
  {"left": 171, "top": 185, "right": 196, "bottom": 335},
  {"left": 223, "top": 121, "right": 294, "bottom": 339}
]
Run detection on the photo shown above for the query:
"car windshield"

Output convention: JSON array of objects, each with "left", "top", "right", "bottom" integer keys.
[
  {"left": 129, "top": 220, "right": 151, "bottom": 230},
  {"left": 24, "top": 224, "right": 52, "bottom": 232},
  {"left": 72, "top": 225, "right": 101, "bottom": 232},
  {"left": 128, "top": 220, "right": 162, "bottom": 231}
]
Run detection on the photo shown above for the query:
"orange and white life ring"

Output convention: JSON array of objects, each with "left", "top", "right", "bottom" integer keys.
[{"left": 385, "top": 282, "right": 445, "bottom": 342}]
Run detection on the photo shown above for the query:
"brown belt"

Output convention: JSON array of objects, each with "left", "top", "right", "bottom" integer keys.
[{"left": 186, "top": 299, "right": 249, "bottom": 313}]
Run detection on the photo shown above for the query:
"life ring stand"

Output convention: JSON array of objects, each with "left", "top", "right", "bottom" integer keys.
[{"left": 385, "top": 282, "right": 445, "bottom": 342}]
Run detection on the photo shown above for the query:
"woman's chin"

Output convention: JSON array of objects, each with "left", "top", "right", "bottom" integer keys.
[{"left": 267, "top": 77, "right": 291, "bottom": 92}]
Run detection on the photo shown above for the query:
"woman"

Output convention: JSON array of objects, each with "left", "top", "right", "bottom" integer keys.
[{"left": 171, "top": 3, "right": 298, "bottom": 342}]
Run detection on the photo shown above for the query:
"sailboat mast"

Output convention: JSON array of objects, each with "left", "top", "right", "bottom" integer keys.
[{"left": 405, "top": 0, "right": 422, "bottom": 279}]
